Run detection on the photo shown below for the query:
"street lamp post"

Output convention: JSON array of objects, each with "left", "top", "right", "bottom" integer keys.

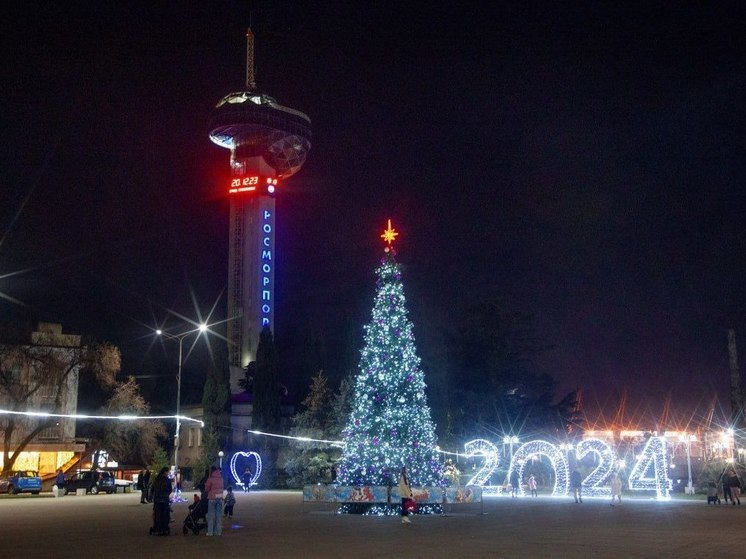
[
  {"left": 504, "top": 436, "right": 519, "bottom": 463},
  {"left": 157, "top": 323, "right": 208, "bottom": 485},
  {"left": 219, "top": 451, "right": 224, "bottom": 469},
  {"left": 680, "top": 434, "right": 695, "bottom": 495}
]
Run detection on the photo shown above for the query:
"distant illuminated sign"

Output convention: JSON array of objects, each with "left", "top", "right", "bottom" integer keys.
[
  {"left": 228, "top": 176, "right": 279, "bottom": 194},
  {"left": 260, "top": 208, "right": 274, "bottom": 326}
]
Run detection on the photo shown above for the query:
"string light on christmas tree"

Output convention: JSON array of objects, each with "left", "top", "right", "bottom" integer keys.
[{"left": 338, "top": 220, "right": 442, "bottom": 513}]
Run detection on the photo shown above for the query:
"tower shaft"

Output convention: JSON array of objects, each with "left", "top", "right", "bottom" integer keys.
[{"left": 227, "top": 155, "right": 277, "bottom": 392}]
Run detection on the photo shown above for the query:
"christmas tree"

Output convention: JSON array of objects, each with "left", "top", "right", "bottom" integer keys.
[{"left": 338, "top": 220, "right": 442, "bottom": 489}]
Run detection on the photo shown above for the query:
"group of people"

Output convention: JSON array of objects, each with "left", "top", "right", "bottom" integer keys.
[
  {"left": 721, "top": 469, "right": 742, "bottom": 505},
  {"left": 145, "top": 465, "right": 242, "bottom": 536},
  {"left": 505, "top": 469, "right": 624, "bottom": 505},
  {"left": 136, "top": 469, "right": 152, "bottom": 503},
  {"left": 508, "top": 470, "right": 539, "bottom": 498}
]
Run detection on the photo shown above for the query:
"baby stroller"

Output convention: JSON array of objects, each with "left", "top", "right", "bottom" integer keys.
[
  {"left": 706, "top": 482, "right": 721, "bottom": 505},
  {"left": 183, "top": 495, "right": 208, "bottom": 535}
]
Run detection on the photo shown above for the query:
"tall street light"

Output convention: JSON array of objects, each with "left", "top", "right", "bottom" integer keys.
[
  {"left": 157, "top": 323, "right": 208, "bottom": 480},
  {"left": 504, "top": 435, "right": 519, "bottom": 463},
  {"left": 679, "top": 434, "right": 696, "bottom": 495}
]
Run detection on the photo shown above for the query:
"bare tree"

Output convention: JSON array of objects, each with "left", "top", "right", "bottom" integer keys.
[
  {"left": 99, "top": 377, "right": 167, "bottom": 465},
  {"left": 0, "top": 339, "right": 120, "bottom": 474}
]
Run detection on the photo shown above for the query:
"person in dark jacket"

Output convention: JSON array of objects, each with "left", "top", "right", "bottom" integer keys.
[
  {"left": 570, "top": 469, "right": 583, "bottom": 503},
  {"left": 510, "top": 469, "right": 520, "bottom": 498},
  {"left": 142, "top": 469, "right": 152, "bottom": 503},
  {"left": 150, "top": 467, "right": 173, "bottom": 535},
  {"left": 55, "top": 469, "right": 66, "bottom": 495},
  {"left": 728, "top": 470, "right": 741, "bottom": 505}
]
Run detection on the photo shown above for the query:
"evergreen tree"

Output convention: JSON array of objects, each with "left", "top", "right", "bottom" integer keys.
[
  {"left": 446, "top": 299, "right": 553, "bottom": 439},
  {"left": 148, "top": 446, "right": 170, "bottom": 474},
  {"left": 338, "top": 241, "right": 442, "bottom": 487},
  {"left": 251, "top": 326, "right": 281, "bottom": 487},
  {"left": 252, "top": 326, "right": 281, "bottom": 432},
  {"left": 284, "top": 371, "right": 338, "bottom": 487},
  {"left": 202, "top": 342, "right": 231, "bottom": 449}
]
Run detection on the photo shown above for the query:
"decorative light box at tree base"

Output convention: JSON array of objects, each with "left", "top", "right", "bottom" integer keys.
[{"left": 337, "top": 502, "right": 443, "bottom": 516}]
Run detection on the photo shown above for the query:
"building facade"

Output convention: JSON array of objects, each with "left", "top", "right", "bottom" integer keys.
[{"left": 0, "top": 323, "right": 86, "bottom": 475}]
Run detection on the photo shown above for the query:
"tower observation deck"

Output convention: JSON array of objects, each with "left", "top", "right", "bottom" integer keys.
[{"left": 209, "top": 28, "right": 311, "bottom": 394}]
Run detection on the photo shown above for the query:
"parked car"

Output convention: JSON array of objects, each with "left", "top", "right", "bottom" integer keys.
[
  {"left": 0, "top": 470, "right": 42, "bottom": 495},
  {"left": 65, "top": 470, "right": 116, "bottom": 495}
]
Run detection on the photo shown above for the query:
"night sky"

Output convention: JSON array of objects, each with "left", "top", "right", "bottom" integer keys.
[{"left": 2, "top": 2, "right": 745, "bottom": 427}]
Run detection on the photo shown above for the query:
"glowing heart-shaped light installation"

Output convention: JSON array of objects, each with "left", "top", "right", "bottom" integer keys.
[{"left": 229, "top": 451, "right": 262, "bottom": 489}]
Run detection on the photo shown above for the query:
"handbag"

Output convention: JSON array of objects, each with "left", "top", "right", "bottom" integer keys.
[{"left": 404, "top": 497, "right": 418, "bottom": 514}]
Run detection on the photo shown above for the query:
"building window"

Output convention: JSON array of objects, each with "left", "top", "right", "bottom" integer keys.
[
  {"left": 188, "top": 428, "right": 194, "bottom": 447},
  {"left": 197, "top": 429, "right": 202, "bottom": 447}
]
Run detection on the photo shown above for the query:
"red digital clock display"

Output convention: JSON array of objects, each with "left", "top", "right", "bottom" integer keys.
[{"left": 228, "top": 176, "right": 279, "bottom": 194}]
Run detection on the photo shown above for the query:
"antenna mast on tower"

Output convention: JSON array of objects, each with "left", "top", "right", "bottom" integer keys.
[{"left": 246, "top": 28, "right": 256, "bottom": 91}]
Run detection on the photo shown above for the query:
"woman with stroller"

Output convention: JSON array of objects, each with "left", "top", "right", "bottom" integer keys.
[{"left": 204, "top": 466, "right": 225, "bottom": 536}]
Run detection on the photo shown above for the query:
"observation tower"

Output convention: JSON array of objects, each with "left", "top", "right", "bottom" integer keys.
[{"left": 209, "top": 28, "right": 311, "bottom": 395}]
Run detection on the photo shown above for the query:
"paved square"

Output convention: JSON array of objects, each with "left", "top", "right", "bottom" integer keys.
[{"left": 2, "top": 491, "right": 744, "bottom": 558}]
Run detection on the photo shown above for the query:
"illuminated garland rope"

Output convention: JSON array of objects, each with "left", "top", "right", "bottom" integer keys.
[
  {"left": 246, "top": 429, "right": 344, "bottom": 445},
  {"left": 0, "top": 408, "right": 204, "bottom": 426}
]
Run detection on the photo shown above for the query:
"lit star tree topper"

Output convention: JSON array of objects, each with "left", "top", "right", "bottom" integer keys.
[{"left": 338, "top": 220, "right": 443, "bottom": 487}]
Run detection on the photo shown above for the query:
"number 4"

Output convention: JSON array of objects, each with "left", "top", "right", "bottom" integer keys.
[{"left": 628, "top": 436, "right": 671, "bottom": 499}]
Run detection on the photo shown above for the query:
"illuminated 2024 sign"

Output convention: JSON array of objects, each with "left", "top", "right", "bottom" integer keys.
[{"left": 464, "top": 437, "right": 671, "bottom": 499}]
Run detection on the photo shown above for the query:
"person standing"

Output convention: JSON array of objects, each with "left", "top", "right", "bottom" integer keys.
[
  {"left": 728, "top": 471, "right": 741, "bottom": 505},
  {"left": 223, "top": 486, "right": 236, "bottom": 519},
  {"left": 142, "top": 469, "right": 152, "bottom": 503},
  {"left": 242, "top": 467, "right": 253, "bottom": 493},
  {"left": 55, "top": 469, "right": 66, "bottom": 496},
  {"left": 528, "top": 474, "right": 538, "bottom": 497},
  {"left": 570, "top": 469, "right": 583, "bottom": 503},
  {"left": 175, "top": 468, "right": 182, "bottom": 496},
  {"left": 205, "top": 466, "right": 225, "bottom": 536},
  {"left": 610, "top": 472, "right": 622, "bottom": 506},
  {"left": 399, "top": 466, "right": 414, "bottom": 524},
  {"left": 510, "top": 469, "right": 520, "bottom": 498},
  {"left": 722, "top": 469, "right": 732, "bottom": 504},
  {"left": 136, "top": 470, "right": 145, "bottom": 503},
  {"left": 151, "top": 467, "right": 173, "bottom": 536}
]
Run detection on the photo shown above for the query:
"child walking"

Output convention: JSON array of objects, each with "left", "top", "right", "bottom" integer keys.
[{"left": 223, "top": 486, "right": 236, "bottom": 519}]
